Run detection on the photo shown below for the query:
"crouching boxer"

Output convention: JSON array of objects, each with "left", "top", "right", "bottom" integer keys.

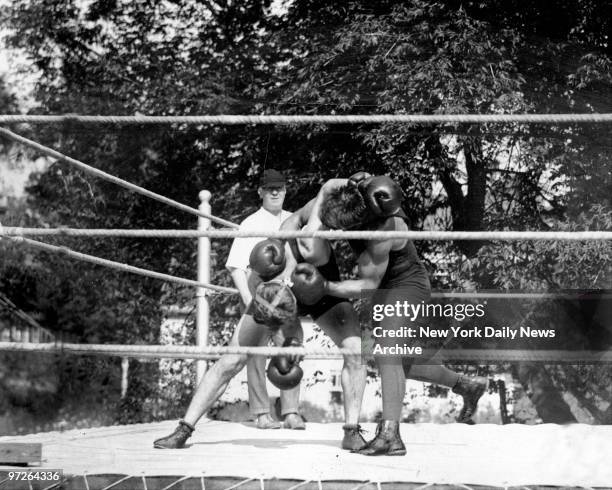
[
  {"left": 246, "top": 234, "right": 369, "bottom": 451},
  {"left": 154, "top": 240, "right": 303, "bottom": 449},
  {"left": 279, "top": 210, "right": 368, "bottom": 451}
]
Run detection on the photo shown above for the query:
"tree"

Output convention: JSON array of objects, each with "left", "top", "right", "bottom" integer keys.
[
  {"left": 466, "top": 204, "right": 612, "bottom": 423},
  {"left": 0, "top": 0, "right": 610, "bottom": 424}
]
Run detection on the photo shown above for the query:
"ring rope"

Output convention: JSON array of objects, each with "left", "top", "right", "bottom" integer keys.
[
  {"left": 0, "top": 342, "right": 610, "bottom": 362},
  {"left": 1, "top": 233, "right": 238, "bottom": 295},
  {"left": 0, "top": 113, "right": 611, "bottom": 125},
  {"left": 2, "top": 229, "right": 608, "bottom": 300},
  {"left": 4, "top": 226, "right": 612, "bottom": 241},
  {"left": 0, "top": 127, "right": 239, "bottom": 229}
]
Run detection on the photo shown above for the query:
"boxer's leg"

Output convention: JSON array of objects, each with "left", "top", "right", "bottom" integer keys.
[
  {"left": 182, "top": 314, "right": 266, "bottom": 426},
  {"left": 404, "top": 363, "right": 486, "bottom": 424},
  {"left": 315, "top": 301, "right": 367, "bottom": 449},
  {"left": 405, "top": 364, "right": 460, "bottom": 388},
  {"left": 356, "top": 285, "right": 427, "bottom": 456},
  {"left": 154, "top": 314, "right": 268, "bottom": 448},
  {"left": 315, "top": 301, "right": 365, "bottom": 426}
]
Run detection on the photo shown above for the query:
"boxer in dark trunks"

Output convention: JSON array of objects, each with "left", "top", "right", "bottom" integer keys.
[{"left": 293, "top": 173, "right": 488, "bottom": 456}]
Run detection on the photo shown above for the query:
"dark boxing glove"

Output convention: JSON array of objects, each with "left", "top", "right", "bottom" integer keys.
[
  {"left": 267, "top": 337, "right": 304, "bottom": 390},
  {"left": 360, "top": 175, "right": 404, "bottom": 218},
  {"left": 249, "top": 239, "right": 286, "bottom": 280},
  {"left": 290, "top": 262, "right": 328, "bottom": 305}
]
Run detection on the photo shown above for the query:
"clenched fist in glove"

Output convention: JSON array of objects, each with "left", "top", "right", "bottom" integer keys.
[
  {"left": 249, "top": 238, "right": 286, "bottom": 280},
  {"left": 290, "top": 263, "right": 328, "bottom": 305},
  {"left": 267, "top": 337, "right": 304, "bottom": 390}
]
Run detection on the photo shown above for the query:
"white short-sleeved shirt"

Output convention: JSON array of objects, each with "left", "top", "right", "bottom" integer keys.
[{"left": 225, "top": 207, "right": 293, "bottom": 272}]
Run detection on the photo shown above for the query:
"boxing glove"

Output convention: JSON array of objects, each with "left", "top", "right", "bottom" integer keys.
[
  {"left": 252, "top": 279, "right": 298, "bottom": 328},
  {"left": 249, "top": 239, "right": 286, "bottom": 280},
  {"left": 267, "top": 337, "right": 304, "bottom": 390},
  {"left": 347, "top": 171, "right": 373, "bottom": 188},
  {"left": 359, "top": 175, "right": 404, "bottom": 217},
  {"left": 290, "top": 262, "right": 328, "bottom": 305}
]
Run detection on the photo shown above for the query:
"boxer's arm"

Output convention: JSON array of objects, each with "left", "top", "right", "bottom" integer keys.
[
  {"left": 280, "top": 200, "right": 314, "bottom": 231},
  {"left": 325, "top": 239, "right": 391, "bottom": 298},
  {"left": 305, "top": 178, "right": 349, "bottom": 232},
  {"left": 299, "top": 179, "right": 348, "bottom": 263},
  {"left": 282, "top": 199, "right": 330, "bottom": 265},
  {"left": 271, "top": 317, "right": 304, "bottom": 356},
  {"left": 275, "top": 316, "right": 303, "bottom": 344},
  {"left": 229, "top": 267, "right": 252, "bottom": 306}
]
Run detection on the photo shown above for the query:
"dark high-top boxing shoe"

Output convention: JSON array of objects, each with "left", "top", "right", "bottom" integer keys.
[
  {"left": 453, "top": 375, "right": 488, "bottom": 424},
  {"left": 353, "top": 420, "right": 406, "bottom": 456},
  {"left": 341, "top": 424, "right": 367, "bottom": 451},
  {"left": 153, "top": 420, "right": 195, "bottom": 449}
]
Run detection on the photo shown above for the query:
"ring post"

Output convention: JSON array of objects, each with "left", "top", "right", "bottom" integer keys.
[
  {"left": 120, "top": 357, "right": 129, "bottom": 398},
  {"left": 196, "top": 191, "right": 211, "bottom": 383}
]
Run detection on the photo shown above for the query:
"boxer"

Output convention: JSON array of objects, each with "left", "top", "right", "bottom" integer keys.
[
  {"left": 154, "top": 240, "right": 301, "bottom": 449},
  {"left": 292, "top": 172, "right": 488, "bottom": 455},
  {"left": 154, "top": 237, "right": 367, "bottom": 451}
]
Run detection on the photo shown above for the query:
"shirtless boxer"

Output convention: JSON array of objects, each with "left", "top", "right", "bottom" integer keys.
[
  {"left": 154, "top": 236, "right": 368, "bottom": 451},
  {"left": 286, "top": 172, "right": 488, "bottom": 456}
]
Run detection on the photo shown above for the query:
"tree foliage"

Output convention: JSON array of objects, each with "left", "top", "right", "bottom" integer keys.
[{"left": 0, "top": 0, "right": 610, "bottom": 424}]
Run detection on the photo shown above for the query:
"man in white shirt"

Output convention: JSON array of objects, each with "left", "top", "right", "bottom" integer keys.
[{"left": 225, "top": 169, "right": 304, "bottom": 429}]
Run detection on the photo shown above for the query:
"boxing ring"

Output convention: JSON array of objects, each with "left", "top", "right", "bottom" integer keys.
[
  {"left": 2, "top": 420, "right": 612, "bottom": 489},
  {"left": 1, "top": 113, "right": 612, "bottom": 489}
]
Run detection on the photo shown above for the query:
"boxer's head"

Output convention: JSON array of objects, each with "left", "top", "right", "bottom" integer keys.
[
  {"left": 258, "top": 169, "right": 286, "bottom": 214},
  {"left": 319, "top": 185, "right": 368, "bottom": 230}
]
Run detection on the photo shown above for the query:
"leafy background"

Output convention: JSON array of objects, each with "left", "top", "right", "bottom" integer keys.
[{"left": 0, "top": 0, "right": 610, "bottom": 433}]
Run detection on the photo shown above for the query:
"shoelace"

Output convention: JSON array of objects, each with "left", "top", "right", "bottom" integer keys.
[{"left": 349, "top": 425, "right": 368, "bottom": 438}]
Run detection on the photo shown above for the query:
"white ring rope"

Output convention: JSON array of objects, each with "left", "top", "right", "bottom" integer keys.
[
  {"left": 2, "top": 229, "right": 609, "bottom": 299},
  {"left": 0, "top": 342, "right": 610, "bottom": 362},
  {"left": 4, "top": 227, "right": 612, "bottom": 241},
  {"left": 0, "top": 127, "right": 239, "bottom": 229},
  {"left": 0, "top": 113, "right": 611, "bottom": 125},
  {"left": 1, "top": 233, "right": 238, "bottom": 295}
]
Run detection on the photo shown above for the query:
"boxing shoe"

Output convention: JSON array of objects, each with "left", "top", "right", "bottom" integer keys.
[
  {"left": 341, "top": 424, "right": 367, "bottom": 451},
  {"left": 453, "top": 375, "right": 488, "bottom": 424},
  {"left": 153, "top": 420, "right": 195, "bottom": 449},
  {"left": 284, "top": 413, "right": 306, "bottom": 430},
  {"left": 353, "top": 420, "right": 406, "bottom": 456},
  {"left": 256, "top": 413, "right": 281, "bottom": 429}
]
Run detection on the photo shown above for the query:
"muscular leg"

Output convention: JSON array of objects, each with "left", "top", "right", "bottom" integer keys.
[
  {"left": 375, "top": 284, "right": 431, "bottom": 423},
  {"left": 315, "top": 302, "right": 366, "bottom": 425},
  {"left": 377, "top": 362, "right": 460, "bottom": 421},
  {"left": 379, "top": 360, "right": 406, "bottom": 421},
  {"left": 405, "top": 364, "right": 460, "bottom": 388},
  {"left": 183, "top": 314, "right": 268, "bottom": 426},
  {"left": 184, "top": 352, "right": 247, "bottom": 426},
  {"left": 154, "top": 314, "right": 270, "bottom": 449}
]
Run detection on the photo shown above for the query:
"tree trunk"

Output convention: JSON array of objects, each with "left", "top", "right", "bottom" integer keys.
[{"left": 428, "top": 135, "right": 487, "bottom": 256}]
